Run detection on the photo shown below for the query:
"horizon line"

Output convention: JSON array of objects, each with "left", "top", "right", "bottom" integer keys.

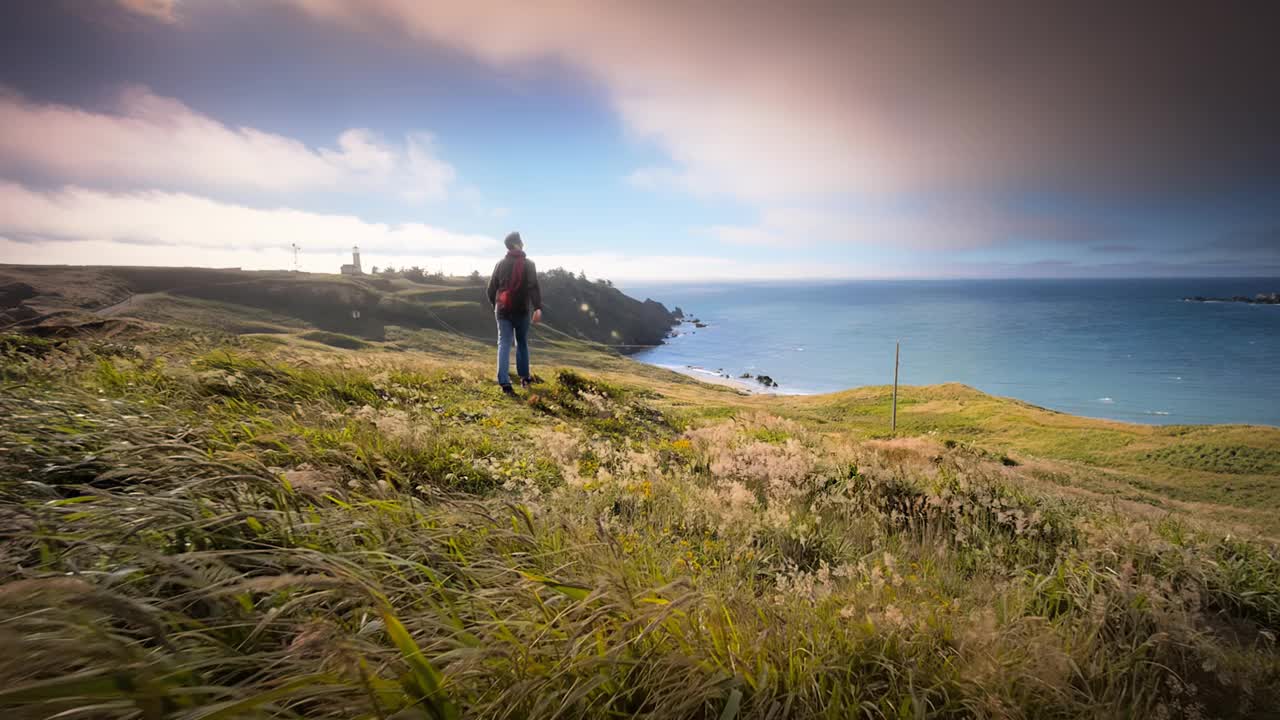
[{"left": 2, "top": 261, "right": 1278, "bottom": 286}]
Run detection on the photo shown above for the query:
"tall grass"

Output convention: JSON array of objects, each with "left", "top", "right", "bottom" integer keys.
[{"left": 1, "top": 334, "right": 1278, "bottom": 718}]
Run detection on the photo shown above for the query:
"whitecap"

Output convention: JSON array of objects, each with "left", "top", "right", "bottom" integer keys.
[
  {"left": 1145, "top": 410, "right": 1171, "bottom": 416},
  {"left": 1097, "top": 397, "right": 1115, "bottom": 404}
]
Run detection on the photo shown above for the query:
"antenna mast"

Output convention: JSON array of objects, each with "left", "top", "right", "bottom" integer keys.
[{"left": 291, "top": 243, "right": 300, "bottom": 272}]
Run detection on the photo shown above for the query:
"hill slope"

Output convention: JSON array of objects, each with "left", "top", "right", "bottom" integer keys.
[
  {"left": 1, "top": 275, "right": 1278, "bottom": 719},
  {"left": 0, "top": 264, "right": 679, "bottom": 349}
]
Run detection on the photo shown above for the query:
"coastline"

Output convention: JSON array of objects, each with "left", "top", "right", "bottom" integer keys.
[
  {"left": 653, "top": 364, "right": 774, "bottom": 394},
  {"left": 627, "top": 278, "right": 1280, "bottom": 426},
  {"left": 640, "top": 317, "right": 812, "bottom": 396},
  {"left": 652, "top": 363, "right": 818, "bottom": 395}
]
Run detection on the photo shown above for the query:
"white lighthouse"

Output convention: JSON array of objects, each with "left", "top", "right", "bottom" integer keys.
[{"left": 340, "top": 245, "right": 363, "bottom": 275}]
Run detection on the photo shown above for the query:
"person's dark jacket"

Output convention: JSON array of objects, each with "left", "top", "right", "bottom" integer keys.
[{"left": 486, "top": 255, "right": 542, "bottom": 319}]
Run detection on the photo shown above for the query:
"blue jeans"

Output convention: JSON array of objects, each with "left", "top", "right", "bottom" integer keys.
[{"left": 496, "top": 312, "right": 531, "bottom": 386}]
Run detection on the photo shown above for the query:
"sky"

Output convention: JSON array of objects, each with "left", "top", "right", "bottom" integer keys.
[{"left": 0, "top": 0, "right": 1278, "bottom": 283}]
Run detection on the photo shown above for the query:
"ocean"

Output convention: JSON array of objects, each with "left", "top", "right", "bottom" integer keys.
[{"left": 623, "top": 278, "right": 1280, "bottom": 426}]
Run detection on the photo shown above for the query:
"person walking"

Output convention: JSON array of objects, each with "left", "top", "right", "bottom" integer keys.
[{"left": 486, "top": 231, "right": 542, "bottom": 394}]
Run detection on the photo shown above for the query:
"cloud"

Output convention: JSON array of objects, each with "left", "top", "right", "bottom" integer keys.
[
  {"left": 0, "top": 235, "right": 717, "bottom": 279},
  {"left": 116, "top": 0, "right": 178, "bottom": 23},
  {"left": 399, "top": 133, "right": 457, "bottom": 203},
  {"left": 625, "top": 167, "right": 699, "bottom": 195},
  {"left": 0, "top": 86, "right": 455, "bottom": 200},
  {"left": 946, "top": 257, "right": 1280, "bottom": 278},
  {"left": 0, "top": 182, "right": 496, "bottom": 257},
  {"left": 0, "top": 182, "right": 877, "bottom": 280},
  {"left": 1090, "top": 244, "right": 1139, "bottom": 255},
  {"left": 707, "top": 225, "right": 792, "bottom": 249},
  {"left": 528, "top": 254, "right": 870, "bottom": 283},
  {"left": 1209, "top": 225, "right": 1280, "bottom": 254},
  {"left": 710, "top": 204, "right": 1106, "bottom": 250},
  {"left": 0, "top": 236, "right": 874, "bottom": 283},
  {"left": 285, "top": 1, "right": 1280, "bottom": 201}
]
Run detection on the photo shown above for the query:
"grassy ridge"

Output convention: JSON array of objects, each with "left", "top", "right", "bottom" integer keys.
[
  {"left": 1, "top": 326, "right": 1279, "bottom": 718},
  {"left": 0, "top": 264, "right": 680, "bottom": 350}
]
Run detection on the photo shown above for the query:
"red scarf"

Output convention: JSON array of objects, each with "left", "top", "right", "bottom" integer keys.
[{"left": 505, "top": 248, "right": 526, "bottom": 296}]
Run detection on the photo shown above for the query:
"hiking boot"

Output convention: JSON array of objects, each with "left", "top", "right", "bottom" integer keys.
[
  {"left": 520, "top": 377, "right": 532, "bottom": 389},
  {"left": 501, "top": 384, "right": 515, "bottom": 396}
]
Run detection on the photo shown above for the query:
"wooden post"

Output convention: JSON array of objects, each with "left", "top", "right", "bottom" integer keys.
[{"left": 891, "top": 340, "right": 900, "bottom": 434}]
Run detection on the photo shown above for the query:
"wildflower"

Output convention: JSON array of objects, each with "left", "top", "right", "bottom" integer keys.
[
  {"left": 869, "top": 565, "right": 885, "bottom": 592},
  {"left": 882, "top": 605, "right": 906, "bottom": 627}
]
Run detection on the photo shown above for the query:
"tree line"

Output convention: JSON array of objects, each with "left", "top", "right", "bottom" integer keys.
[{"left": 367, "top": 265, "right": 615, "bottom": 288}]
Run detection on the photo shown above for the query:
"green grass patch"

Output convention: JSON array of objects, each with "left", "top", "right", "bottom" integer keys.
[
  {"left": 299, "top": 330, "right": 372, "bottom": 349},
  {"left": 1141, "top": 443, "right": 1280, "bottom": 475}
]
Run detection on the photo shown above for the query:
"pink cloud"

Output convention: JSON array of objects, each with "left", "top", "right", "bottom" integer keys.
[
  {"left": 282, "top": 1, "right": 1277, "bottom": 202},
  {"left": 116, "top": 0, "right": 178, "bottom": 23}
]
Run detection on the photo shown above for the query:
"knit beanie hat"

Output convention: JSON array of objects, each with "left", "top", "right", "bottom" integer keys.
[{"left": 504, "top": 231, "right": 523, "bottom": 250}]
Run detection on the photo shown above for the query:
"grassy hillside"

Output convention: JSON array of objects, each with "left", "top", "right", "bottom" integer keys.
[
  {"left": 0, "top": 264, "right": 679, "bottom": 349},
  {"left": 1, "top": 275, "right": 1279, "bottom": 718}
]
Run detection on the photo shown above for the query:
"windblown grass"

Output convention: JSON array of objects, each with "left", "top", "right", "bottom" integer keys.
[{"left": 2, "top": 333, "right": 1278, "bottom": 719}]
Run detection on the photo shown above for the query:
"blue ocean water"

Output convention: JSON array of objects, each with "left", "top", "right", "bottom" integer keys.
[{"left": 624, "top": 278, "right": 1280, "bottom": 426}]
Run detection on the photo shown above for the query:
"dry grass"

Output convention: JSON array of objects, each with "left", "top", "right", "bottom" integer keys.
[{"left": 1, "top": 331, "right": 1278, "bottom": 719}]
